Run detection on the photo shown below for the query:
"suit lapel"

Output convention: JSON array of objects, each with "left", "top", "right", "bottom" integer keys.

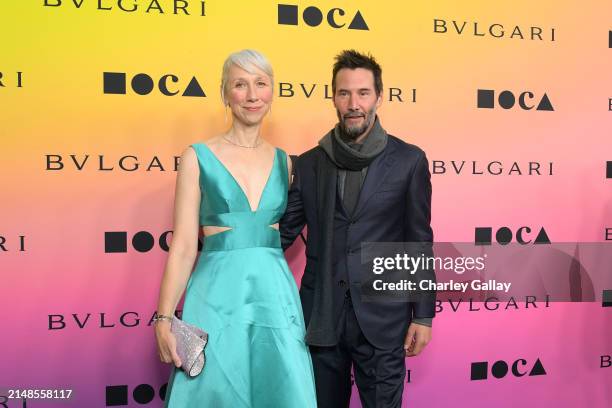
[
  {"left": 306, "top": 147, "right": 339, "bottom": 346},
  {"left": 315, "top": 149, "right": 337, "bottom": 221},
  {"left": 352, "top": 142, "right": 395, "bottom": 219}
]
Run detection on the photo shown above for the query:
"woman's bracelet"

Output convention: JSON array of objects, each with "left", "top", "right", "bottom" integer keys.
[{"left": 153, "top": 313, "right": 173, "bottom": 324}]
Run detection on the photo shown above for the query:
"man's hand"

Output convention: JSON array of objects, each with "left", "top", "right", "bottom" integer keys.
[{"left": 404, "top": 322, "right": 432, "bottom": 357}]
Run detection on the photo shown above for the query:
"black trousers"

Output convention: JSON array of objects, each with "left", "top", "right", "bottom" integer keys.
[{"left": 309, "top": 293, "right": 406, "bottom": 408}]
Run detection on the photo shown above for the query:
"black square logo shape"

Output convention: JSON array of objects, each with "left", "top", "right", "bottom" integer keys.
[
  {"left": 103, "top": 72, "right": 127, "bottom": 94},
  {"left": 105, "top": 232, "right": 127, "bottom": 253},
  {"left": 106, "top": 385, "right": 128, "bottom": 406},
  {"left": 475, "top": 227, "right": 492, "bottom": 245},
  {"left": 278, "top": 4, "right": 298, "bottom": 25},
  {"left": 603, "top": 289, "right": 612, "bottom": 307},
  {"left": 477, "top": 89, "right": 495, "bottom": 109},
  {"left": 471, "top": 362, "right": 488, "bottom": 380}
]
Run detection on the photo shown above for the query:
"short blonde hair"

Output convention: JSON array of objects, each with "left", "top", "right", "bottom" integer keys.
[{"left": 220, "top": 49, "right": 274, "bottom": 106}]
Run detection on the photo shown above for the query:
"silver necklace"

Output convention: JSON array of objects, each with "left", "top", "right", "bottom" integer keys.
[{"left": 223, "top": 135, "right": 262, "bottom": 148}]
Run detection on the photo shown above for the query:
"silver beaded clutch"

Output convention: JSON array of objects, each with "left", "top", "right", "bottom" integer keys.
[{"left": 171, "top": 316, "right": 208, "bottom": 377}]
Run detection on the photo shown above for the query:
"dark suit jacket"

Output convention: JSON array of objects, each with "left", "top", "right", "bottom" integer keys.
[{"left": 280, "top": 135, "right": 435, "bottom": 348}]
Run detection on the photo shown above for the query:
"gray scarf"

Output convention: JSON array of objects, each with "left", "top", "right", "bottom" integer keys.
[{"left": 319, "top": 116, "right": 388, "bottom": 214}]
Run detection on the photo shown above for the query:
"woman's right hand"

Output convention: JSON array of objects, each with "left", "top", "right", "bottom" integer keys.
[{"left": 155, "top": 321, "right": 182, "bottom": 368}]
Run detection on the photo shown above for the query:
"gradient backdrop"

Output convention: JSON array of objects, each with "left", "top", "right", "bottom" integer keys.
[{"left": 1, "top": 1, "right": 611, "bottom": 407}]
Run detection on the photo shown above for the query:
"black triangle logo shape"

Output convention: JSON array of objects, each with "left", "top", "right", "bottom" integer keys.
[
  {"left": 536, "top": 93, "right": 554, "bottom": 111},
  {"left": 534, "top": 228, "right": 551, "bottom": 244},
  {"left": 348, "top": 11, "right": 369, "bottom": 30},
  {"left": 529, "top": 358, "right": 547, "bottom": 376},
  {"left": 182, "top": 77, "right": 206, "bottom": 97}
]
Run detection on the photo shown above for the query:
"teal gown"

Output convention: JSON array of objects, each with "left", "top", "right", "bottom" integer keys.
[{"left": 164, "top": 143, "right": 317, "bottom": 408}]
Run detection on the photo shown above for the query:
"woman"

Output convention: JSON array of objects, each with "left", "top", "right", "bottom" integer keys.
[{"left": 155, "top": 49, "right": 317, "bottom": 407}]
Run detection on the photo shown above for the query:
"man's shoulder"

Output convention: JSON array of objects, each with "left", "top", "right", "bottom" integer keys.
[
  {"left": 288, "top": 145, "right": 325, "bottom": 178},
  {"left": 386, "top": 134, "right": 427, "bottom": 160},
  {"left": 295, "top": 145, "right": 325, "bottom": 167},
  {"left": 297, "top": 145, "right": 323, "bottom": 160}
]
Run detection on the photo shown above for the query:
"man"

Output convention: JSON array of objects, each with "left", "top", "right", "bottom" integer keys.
[{"left": 280, "top": 50, "right": 435, "bottom": 408}]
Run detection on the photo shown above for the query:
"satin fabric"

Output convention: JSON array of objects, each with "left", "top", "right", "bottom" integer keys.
[{"left": 164, "top": 143, "right": 316, "bottom": 408}]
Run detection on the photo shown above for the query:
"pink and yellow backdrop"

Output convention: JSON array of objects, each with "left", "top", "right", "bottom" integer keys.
[{"left": 1, "top": 0, "right": 611, "bottom": 407}]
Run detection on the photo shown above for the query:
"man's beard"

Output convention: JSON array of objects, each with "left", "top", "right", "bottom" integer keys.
[{"left": 337, "top": 107, "right": 376, "bottom": 140}]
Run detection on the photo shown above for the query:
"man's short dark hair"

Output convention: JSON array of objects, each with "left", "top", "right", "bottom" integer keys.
[{"left": 332, "top": 49, "right": 383, "bottom": 96}]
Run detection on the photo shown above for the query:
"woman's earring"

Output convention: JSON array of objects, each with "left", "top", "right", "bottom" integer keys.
[{"left": 224, "top": 104, "right": 228, "bottom": 124}]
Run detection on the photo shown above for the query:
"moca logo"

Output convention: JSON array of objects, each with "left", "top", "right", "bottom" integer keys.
[
  {"left": 106, "top": 383, "right": 167, "bottom": 406},
  {"left": 477, "top": 89, "right": 554, "bottom": 111},
  {"left": 277, "top": 4, "right": 368, "bottom": 30},
  {"left": 105, "top": 231, "right": 205, "bottom": 253},
  {"left": 471, "top": 358, "right": 546, "bottom": 380},
  {"left": 475, "top": 226, "right": 551, "bottom": 245},
  {"left": 104, "top": 231, "right": 191, "bottom": 253},
  {"left": 103, "top": 72, "right": 206, "bottom": 97}
]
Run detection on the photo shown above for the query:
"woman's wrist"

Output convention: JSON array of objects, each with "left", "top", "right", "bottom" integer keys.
[
  {"left": 153, "top": 312, "right": 174, "bottom": 324},
  {"left": 155, "top": 319, "right": 171, "bottom": 327}
]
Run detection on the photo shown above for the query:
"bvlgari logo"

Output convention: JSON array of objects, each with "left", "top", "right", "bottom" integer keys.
[
  {"left": 0, "top": 235, "right": 26, "bottom": 252},
  {"left": 278, "top": 82, "right": 413, "bottom": 102},
  {"left": 278, "top": 4, "right": 368, "bottom": 30},
  {"left": 471, "top": 358, "right": 546, "bottom": 380},
  {"left": 433, "top": 19, "right": 555, "bottom": 41},
  {"left": 48, "top": 310, "right": 182, "bottom": 330},
  {"left": 45, "top": 154, "right": 180, "bottom": 172},
  {"left": 432, "top": 161, "right": 554, "bottom": 176},
  {"left": 475, "top": 227, "right": 551, "bottom": 245},
  {"left": 43, "top": 0, "right": 206, "bottom": 16},
  {"left": 0, "top": 71, "right": 23, "bottom": 88},
  {"left": 103, "top": 72, "right": 206, "bottom": 97},
  {"left": 106, "top": 383, "right": 167, "bottom": 406},
  {"left": 435, "top": 295, "right": 550, "bottom": 313},
  {"left": 477, "top": 89, "right": 554, "bottom": 111}
]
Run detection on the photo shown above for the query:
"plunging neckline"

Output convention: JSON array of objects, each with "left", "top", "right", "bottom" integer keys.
[{"left": 200, "top": 143, "right": 277, "bottom": 212}]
